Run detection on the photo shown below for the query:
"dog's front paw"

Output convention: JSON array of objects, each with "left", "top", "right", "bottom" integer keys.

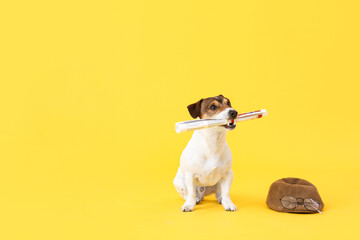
[
  {"left": 221, "top": 198, "right": 237, "bottom": 211},
  {"left": 181, "top": 200, "right": 196, "bottom": 212}
]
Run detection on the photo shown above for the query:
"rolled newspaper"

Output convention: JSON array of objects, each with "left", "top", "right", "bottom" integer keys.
[{"left": 175, "top": 109, "right": 267, "bottom": 133}]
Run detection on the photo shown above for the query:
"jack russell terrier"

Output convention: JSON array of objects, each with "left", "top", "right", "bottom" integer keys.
[{"left": 174, "top": 95, "right": 238, "bottom": 212}]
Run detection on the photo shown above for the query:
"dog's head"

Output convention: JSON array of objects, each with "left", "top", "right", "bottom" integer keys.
[{"left": 187, "top": 95, "right": 238, "bottom": 130}]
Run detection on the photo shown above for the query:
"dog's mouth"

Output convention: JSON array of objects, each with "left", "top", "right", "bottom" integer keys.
[{"left": 223, "top": 119, "right": 236, "bottom": 130}]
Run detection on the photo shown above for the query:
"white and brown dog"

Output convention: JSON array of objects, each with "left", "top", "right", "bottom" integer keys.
[{"left": 174, "top": 95, "right": 238, "bottom": 212}]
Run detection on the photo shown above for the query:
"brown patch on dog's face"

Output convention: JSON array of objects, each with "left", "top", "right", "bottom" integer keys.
[{"left": 187, "top": 95, "right": 232, "bottom": 119}]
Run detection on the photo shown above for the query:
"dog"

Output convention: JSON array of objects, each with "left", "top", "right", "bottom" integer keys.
[{"left": 173, "top": 95, "right": 238, "bottom": 212}]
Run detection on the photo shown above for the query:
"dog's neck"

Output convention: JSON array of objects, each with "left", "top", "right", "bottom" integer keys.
[{"left": 193, "top": 127, "right": 227, "bottom": 153}]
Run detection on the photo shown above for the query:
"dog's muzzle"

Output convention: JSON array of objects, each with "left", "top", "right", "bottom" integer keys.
[
  {"left": 224, "top": 109, "right": 238, "bottom": 130},
  {"left": 228, "top": 110, "right": 238, "bottom": 120}
]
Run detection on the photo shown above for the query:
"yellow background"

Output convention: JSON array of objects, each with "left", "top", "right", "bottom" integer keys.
[{"left": 1, "top": 1, "right": 359, "bottom": 239}]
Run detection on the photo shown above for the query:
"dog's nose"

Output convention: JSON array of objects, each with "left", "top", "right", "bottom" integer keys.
[{"left": 229, "top": 110, "right": 238, "bottom": 119}]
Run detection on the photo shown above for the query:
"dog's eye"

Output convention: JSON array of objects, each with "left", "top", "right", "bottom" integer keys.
[
  {"left": 210, "top": 105, "right": 217, "bottom": 110},
  {"left": 228, "top": 101, "right": 231, "bottom": 107}
]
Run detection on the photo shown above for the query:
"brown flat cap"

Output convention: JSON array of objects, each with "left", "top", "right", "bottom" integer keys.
[{"left": 266, "top": 177, "right": 324, "bottom": 213}]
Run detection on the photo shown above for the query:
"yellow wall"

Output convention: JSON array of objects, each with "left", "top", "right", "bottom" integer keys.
[{"left": 1, "top": 1, "right": 359, "bottom": 239}]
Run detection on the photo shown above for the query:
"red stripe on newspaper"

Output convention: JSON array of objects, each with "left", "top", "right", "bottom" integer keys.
[{"left": 237, "top": 110, "right": 261, "bottom": 117}]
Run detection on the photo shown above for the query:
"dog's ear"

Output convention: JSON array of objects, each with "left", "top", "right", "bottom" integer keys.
[{"left": 187, "top": 99, "right": 203, "bottom": 119}]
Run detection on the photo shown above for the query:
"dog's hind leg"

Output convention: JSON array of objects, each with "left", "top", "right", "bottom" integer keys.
[{"left": 173, "top": 168, "right": 187, "bottom": 200}]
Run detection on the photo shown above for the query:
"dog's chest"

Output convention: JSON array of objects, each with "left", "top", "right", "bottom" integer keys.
[{"left": 195, "top": 156, "right": 227, "bottom": 186}]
